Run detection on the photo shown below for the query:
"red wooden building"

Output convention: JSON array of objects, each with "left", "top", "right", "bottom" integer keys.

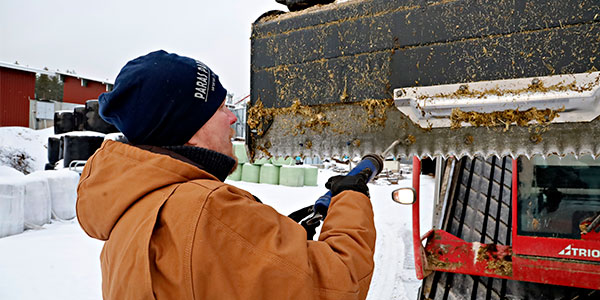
[
  {"left": 0, "top": 62, "right": 53, "bottom": 127},
  {"left": 58, "top": 72, "right": 113, "bottom": 105},
  {"left": 0, "top": 61, "right": 114, "bottom": 127}
]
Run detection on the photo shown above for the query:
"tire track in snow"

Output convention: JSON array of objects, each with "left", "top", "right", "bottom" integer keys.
[{"left": 367, "top": 223, "right": 420, "bottom": 300}]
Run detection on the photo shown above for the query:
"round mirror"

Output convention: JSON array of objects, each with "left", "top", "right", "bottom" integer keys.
[{"left": 391, "top": 187, "right": 416, "bottom": 205}]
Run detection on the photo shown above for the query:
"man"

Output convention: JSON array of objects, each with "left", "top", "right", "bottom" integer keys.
[{"left": 77, "top": 50, "right": 376, "bottom": 300}]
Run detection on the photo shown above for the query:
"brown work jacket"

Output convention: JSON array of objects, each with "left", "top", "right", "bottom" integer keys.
[{"left": 77, "top": 140, "right": 376, "bottom": 300}]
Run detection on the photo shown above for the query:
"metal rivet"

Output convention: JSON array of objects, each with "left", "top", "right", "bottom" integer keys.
[
  {"left": 530, "top": 134, "right": 542, "bottom": 144},
  {"left": 395, "top": 89, "right": 405, "bottom": 98}
]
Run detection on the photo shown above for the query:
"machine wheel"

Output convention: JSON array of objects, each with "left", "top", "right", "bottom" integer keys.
[{"left": 420, "top": 157, "right": 599, "bottom": 300}]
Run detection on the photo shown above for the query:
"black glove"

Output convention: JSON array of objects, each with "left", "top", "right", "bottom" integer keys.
[
  {"left": 325, "top": 168, "right": 371, "bottom": 198},
  {"left": 288, "top": 205, "right": 319, "bottom": 240},
  {"left": 288, "top": 205, "right": 313, "bottom": 223}
]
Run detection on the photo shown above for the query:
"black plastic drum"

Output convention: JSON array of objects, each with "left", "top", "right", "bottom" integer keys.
[
  {"left": 63, "top": 135, "right": 104, "bottom": 168},
  {"left": 54, "top": 111, "right": 75, "bottom": 134},
  {"left": 84, "top": 100, "right": 117, "bottom": 134},
  {"left": 73, "top": 106, "right": 87, "bottom": 131},
  {"left": 47, "top": 136, "right": 61, "bottom": 165}
]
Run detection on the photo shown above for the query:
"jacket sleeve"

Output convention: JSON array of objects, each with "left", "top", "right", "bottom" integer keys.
[{"left": 192, "top": 185, "right": 376, "bottom": 300}]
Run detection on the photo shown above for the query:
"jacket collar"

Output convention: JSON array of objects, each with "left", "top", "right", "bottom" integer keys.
[{"left": 134, "top": 144, "right": 236, "bottom": 182}]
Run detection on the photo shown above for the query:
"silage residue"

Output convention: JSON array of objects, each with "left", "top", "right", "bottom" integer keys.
[
  {"left": 422, "top": 76, "right": 600, "bottom": 100},
  {"left": 450, "top": 107, "right": 565, "bottom": 131},
  {"left": 247, "top": 98, "right": 394, "bottom": 137}
]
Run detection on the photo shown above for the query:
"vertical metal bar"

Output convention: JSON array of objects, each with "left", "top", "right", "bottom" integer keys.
[
  {"left": 433, "top": 156, "right": 442, "bottom": 205},
  {"left": 432, "top": 156, "right": 443, "bottom": 229},
  {"left": 511, "top": 159, "right": 518, "bottom": 247},
  {"left": 438, "top": 158, "right": 455, "bottom": 229},
  {"left": 480, "top": 157, "right": 497, "bottom": 243},
  {"left": 412, "top": 156, "right": 424, "bottom": 279}
]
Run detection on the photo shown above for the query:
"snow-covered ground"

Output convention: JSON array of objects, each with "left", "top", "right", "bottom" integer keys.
[
  {"left": 0, "top": 127, "right": 55, "bottom": 174},
  {"left": 232, "top": 174, "right": 435, "bottom": 300},
  {"left": 0, "top": 126, "right": 434, "bottom": 300}
]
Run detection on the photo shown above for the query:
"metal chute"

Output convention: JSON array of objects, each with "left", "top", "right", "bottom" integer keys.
[{"left": 247, "top": 72, "right": 600, "bottom": 160}]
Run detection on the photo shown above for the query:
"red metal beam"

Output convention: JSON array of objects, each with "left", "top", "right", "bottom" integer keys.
[
  {"left": 423, "top": 230, "right": 513, "bottom": 279},
  {"left": 422, "top": 229, "right": 600, "bottom": 290},
  {"left": 514, "top": 235, "right": 600, "bottom": 263},
  {"left": 512, "top": 158, "right": 518, "bottom": 253}
]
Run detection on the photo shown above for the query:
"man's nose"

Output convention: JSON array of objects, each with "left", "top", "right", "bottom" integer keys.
[{"left": 227, "top": 108, "right": 238, "bottom": 125}]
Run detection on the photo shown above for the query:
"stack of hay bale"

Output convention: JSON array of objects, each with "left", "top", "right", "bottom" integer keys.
[
  {"left": 227, "top": 142, "right": 319, "bottom": 187},
  {"left": 0, "top": 167, "right": 79, "bottom": 238}
]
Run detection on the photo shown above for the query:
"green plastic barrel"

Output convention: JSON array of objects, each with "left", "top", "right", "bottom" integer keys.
[
  {"left": 233, "top": 142, "right": 249, "bottom": 164},
  {"left": 227, "top": 163, "right": 243, "bottom": 181},
  {"left": 241, "top": 163, "right": 260, "bottom": 183},
  {"left": 303, "top": 166, "right": 318, "bottom": 186},
  {"left": 259, "top": 164, "right": 280, "bottom": 185},
  {"left": 279, "top": 165, "right": 305, "bottom": 187}
]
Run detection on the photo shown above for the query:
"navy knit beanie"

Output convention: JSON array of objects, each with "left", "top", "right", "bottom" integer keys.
[{"left": 98, "top": 50, "right": 227, "bottom": 146}]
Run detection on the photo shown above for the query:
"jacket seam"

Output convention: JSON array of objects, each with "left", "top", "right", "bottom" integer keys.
[
  {"left": 358, "top": 269, "right": 374, "bottom": 282},
  {"left": 186, "top": 182, "right": 214, "bottom": 300},
  {"left": 314, "top": 287, "right": 358, "bottom": 297}
]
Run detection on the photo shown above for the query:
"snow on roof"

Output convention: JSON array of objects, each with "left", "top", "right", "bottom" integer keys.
[
  {"left": 0, "top": 61, "right": 113, "bottom": 85},
  {"left": 0, "top": 61, "right": 55, "bottom": 76},
  {"left": 56, "top": 71, "right": 113, "bottom": 85}
]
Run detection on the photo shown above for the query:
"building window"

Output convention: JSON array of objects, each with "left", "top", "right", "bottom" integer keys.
[
  {"left": 81, "top": 79, "right": 88, "bottom": 87},
  {"left": 106, "top": 84, "right": 113, "bottom": 92}
]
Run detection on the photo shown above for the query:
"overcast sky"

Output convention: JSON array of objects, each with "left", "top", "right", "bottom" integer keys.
[{"left": 0, "top": 0, "right": 286, "bottom": 101}]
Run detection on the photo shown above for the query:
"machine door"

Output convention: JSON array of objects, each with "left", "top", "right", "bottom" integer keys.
[{"left": 515, "top": 155, "right": 600, "bottom": 261}]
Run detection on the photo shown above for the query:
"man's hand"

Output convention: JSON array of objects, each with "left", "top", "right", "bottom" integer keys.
[{"left": 325, "top": 169, "right": 370, "bottom": 198}]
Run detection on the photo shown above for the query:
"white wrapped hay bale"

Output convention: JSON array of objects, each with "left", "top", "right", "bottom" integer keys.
[
  {"left": 259, "top": 164, "right": 280, "bottom": 185},
  {"left": 227, "top": 164, "right": 243, "bottom": 181},
  {"left": 252, "top": 157, "right": 271, "bottom": 165},
  {"left": 303, "top": 166, "right": 319, "bottom": 186},
  {"left": 0, "top": 178, "right": 25, "bottom": 238},
  {"left": 29, "top": 169, "right": 79, "bottom": 220},
  {"left": 233, "top": 142, "right": 249, "bottom": 164},
  {"left": 21, "top": 174, "right": 52, "bottom": 227},
  {"left": 271, "top": 157, "right": 295, "bottom": 167},
  {"left": 241, "top": 163, "right": 260, "bottom": 183},
  {"left": 279, "top": 165, "right": 305, "bottom": 187}
]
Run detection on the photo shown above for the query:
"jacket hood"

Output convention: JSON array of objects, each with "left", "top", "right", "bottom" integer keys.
[{"left": 76, "top": 140, "right": 214, "bottom": 240}]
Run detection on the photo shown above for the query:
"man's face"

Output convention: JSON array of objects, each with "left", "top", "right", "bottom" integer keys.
[{"left": 187, "top": 100, "right": 238, "bottom": 160}]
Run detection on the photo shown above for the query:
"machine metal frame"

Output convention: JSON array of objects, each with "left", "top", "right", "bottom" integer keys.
[{"left": 411, "top": 157, "right": 600, "bottom": 290}]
